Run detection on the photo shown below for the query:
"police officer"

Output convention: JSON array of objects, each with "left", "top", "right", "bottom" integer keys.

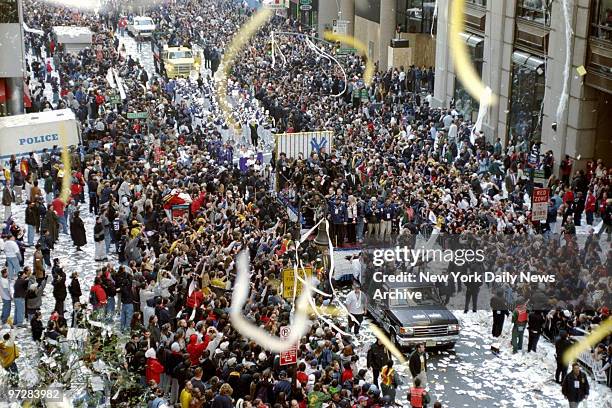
[
  {"left": 490, "top": 290, "right": 509, "bottom": 338},
  {"left": 328, "top": 196, "right": 347, "bottom": 247},
  {"left": 555, "top": 331, "right": 573, "bottom": 383}
]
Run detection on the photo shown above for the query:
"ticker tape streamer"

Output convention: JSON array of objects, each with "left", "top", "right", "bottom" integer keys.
[
  {"left": 230, "top": 250, "right": 311, "bottom": 353},
  {"left": 58, "top": 122, "right": 72, "bottom": 204},
  {"left": 449, "top": 0, "right": 496, "bottom": 106},
  {"left": 217, "top": 7, "right": 274, "bottom": 130},
  {"left": 563, "top": 318, "right": 612, "bottom": 366}
]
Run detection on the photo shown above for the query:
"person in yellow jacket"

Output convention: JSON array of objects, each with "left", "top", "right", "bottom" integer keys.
[
  {"left": 380, "top": 360, "right": 402, "bottom": 403},
  {"left": 0, "top": 330, "right": 20, "bottom": 385},
  {"left": 179, "top": 380, "right": 193, "bottom": 408}
]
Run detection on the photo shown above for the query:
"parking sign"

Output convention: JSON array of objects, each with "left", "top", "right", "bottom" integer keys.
[{"left": 279, "top": 326, "right": 297, "bottom": 366}]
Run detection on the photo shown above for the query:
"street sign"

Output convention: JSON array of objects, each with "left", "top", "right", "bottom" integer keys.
[
  {"left": 360, "top": 88, "right": 369, "bottom": 101},
  {"left": 532, "top": 188, "right": 549, "bottom": 222},
  {"left": 299, "top": 0, "right": 311, "bottom": 4},
  {"left": 337, "top": 47, "right": 356, "bottom": 55},
  {"left": 127, "top": 112, "right": 148, "bottom": 119},
  {"left": 333, "top": 19, "right": 349, "bottom": 35},
  {"left": 533, "top": 169, "right": 546, "bottom": 186},
  {"left": 281, "top": 267, "right": 312, "bottom": 299},
  {"left": 300, "top": 4, "right": 311, "bottom": 11},
  {"left": 108, "top": 95, "right": 121, "bottom": 104},
  {"left": 279, "top": 326, "right": 298, "bottom": 366}
]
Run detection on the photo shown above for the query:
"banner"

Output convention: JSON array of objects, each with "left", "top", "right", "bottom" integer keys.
[
  {"left": 263, "top": 0, "right": 289, "bottom": 9},
  {"left": 275, "top": 131, "right": 333, "bottom": 160}
]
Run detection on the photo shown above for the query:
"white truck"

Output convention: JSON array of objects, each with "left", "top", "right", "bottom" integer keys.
[
  {"left": 0, "top": 109, "right": 81, "bottom": 167},
  {"left": 52, "top": 26, "right": 93, "bottom": 54},
  {"left": 128, "top": 16, "right": 156, "bottom": 38}
]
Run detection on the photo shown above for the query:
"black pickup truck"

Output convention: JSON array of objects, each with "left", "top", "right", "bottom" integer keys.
[{"left": 364, "top": 279, "right": 461, "bottom": 349}]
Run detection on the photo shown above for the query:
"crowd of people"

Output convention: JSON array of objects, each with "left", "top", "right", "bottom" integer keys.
[{"left": 0, "top": 0, "right": 610, "bottom": 407}]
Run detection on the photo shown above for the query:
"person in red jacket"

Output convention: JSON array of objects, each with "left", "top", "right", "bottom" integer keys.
[
  {"left": 186, "top": 286, "right": 203, "bottom": 310},
  {"left": 585, "top": 188, "right": 597, "bottom": 225},
  {"left": 145, "top": 348, "right": 165, "bottom": 385},
  {"left": 186, "top": 333, "right": 207, "bottom": 366},
  {"left": 90, "top": 277, "right": 108, "bottom": 309},
  {"left": 341, "top": 361, "right": 354, "bottom": 383}
]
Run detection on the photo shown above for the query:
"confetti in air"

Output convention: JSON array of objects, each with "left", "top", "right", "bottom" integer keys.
[
  {"left": 369, "top": 323, "right": 407, "bottom": 364},
  {"left": 58, "top": 122, "right": 72, "bottom": 204},
  {"left": 449, "top": 0, "right": 496, "bottom": 116},
  {"left": 563, "top": 318, "right": 612, "bottom": 365},
  {"left": 431, "top": 0, "right": 439, "bottom": 37},
  {"left": 471, "top": 87, "right": 492, "bottom": 144},
  {"left": 556, "top": 0, "right": 574, "bottom": 126},
  {"left": 216, "top": 7, "right": 274, "bottom": 131},
  {"left": 304, "top": 37, "right": 348, "bottom": 97},
  {"left": 230, "top": 251, "right": 311, "bottom": 353}
]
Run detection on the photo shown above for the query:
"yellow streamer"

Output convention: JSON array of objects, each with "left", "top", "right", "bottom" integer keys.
[
  {"left": 58, "top": 122, "right": 72, "bottom": 204},
  {"left": 449, "top": 0, "right": 496, "bottom": 106},
  {"left": 369, "top": 323, "right": 407, "bottom": 364},
  {"left": 217, "top": 8, "right": 274, "bottom": 130},
  {"left": 563, "top": 318, "right": 612, "bottom": 366},
  {"left": 323, "top": 32, "right": 374, "bottom": 87}
]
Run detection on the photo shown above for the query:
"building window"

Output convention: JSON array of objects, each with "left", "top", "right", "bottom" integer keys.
[
  {"left": 507, "top": 52, "right": 546, "bottom": 146},
  {"left": 453, "top": 33, "right": 484, "bottom": 122},
  {"left": 396, "top": 0, "right": 436, "bottom": 34},
  {"left": 0, "top": 0, "right": 19, "bottom": 24},
  {"left": 516, "top": 0, "right": 553, "bottom": 26},
  {"left": 466, "top": 0, "right": 487, "bottom": 7},
  {"left": 590, "top": 0, "right": 612, "bottom": 40}
]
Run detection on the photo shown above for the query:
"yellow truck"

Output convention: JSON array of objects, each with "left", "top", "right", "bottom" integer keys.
[{"left": 162, "top": 45, "right": 201, "bottom": 78}]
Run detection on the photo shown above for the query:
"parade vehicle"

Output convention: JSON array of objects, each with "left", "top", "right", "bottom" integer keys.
[
  {"left": 161, "top": 45, "right": 201, "bottom": 78},
  {"left": 0, "top": 109, "right": 81, "bottom": 167},
  {"left": 364, "top": 271, "right": 461, "bottom": 350},
  {"left": 51, "top": 26, "right": 93, "bottom": 54},
  {"left": 127, "top": 16, "right": 156, "bottom": 38}
]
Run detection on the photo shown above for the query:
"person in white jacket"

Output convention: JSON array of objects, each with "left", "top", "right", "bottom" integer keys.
[
  {"left": 345, "top": 283, "right": 368, "bottom": 335},
  {"left": 0, "top": 268, "right": 12, "bottom": 324},
  {"left": 4, "top": 236, "right": 21, "bottom": 281}
]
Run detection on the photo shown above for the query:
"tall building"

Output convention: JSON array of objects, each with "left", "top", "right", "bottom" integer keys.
[
  {"left": 316, "top": 1, "right": 438, "bottom": 72},
  {"left": 434, "top": 0, "right": 612, "bottom": 166},
  {"left": 0, "top": 0, "right": 27, "bottom": 116}
]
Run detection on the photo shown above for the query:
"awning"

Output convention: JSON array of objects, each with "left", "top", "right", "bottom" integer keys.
[
  {"left": 459, "top": 32, "right": 484, "bottom": 48},
  {"left": 512, "top": 51, "right": 545, "bottom": 71}
]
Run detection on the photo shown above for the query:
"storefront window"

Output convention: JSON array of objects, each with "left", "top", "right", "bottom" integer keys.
[
  {"left": 396, "top": 0, "right": 436, "bottom": 34},
  {"left": 453, "top": 33, "right": 484, "bottom": 122},
  {"left": 507, "top": 52, "right": 546, "bottom": 145},
  {"left": 516, "top": 0, "right": 552, "bottom": 26},
  {"left": 0, "top": 0, "right": 19, "bottom": 23},
  {"left": 590, "top": 0, "right": 612, "bottom": 40}
]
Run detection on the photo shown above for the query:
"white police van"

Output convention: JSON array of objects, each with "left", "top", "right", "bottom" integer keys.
[{"left": 0, "top": 109, "right": 81, "bottom": 167}]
